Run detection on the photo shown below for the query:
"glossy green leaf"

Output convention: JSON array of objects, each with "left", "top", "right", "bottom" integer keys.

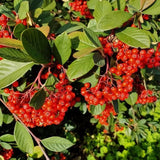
[
  {"left": 0, "top": 134, "right": 15, "bottom": 142},
  {"left": 84, "top": 28, "right": 102, "bottom": 47},
  {"left": 41, "top": 136, "right": 74, "bottom": 152},
  {"left": 0, "top": 38, "right": 23, "bottom": 49},
  {"left": 143, "top": 0, "right": 160, "bottom": 15},
  {"left": 69, "top": 31, "right": 97, "bottom": 50},
  {"left": 97, "top": 11, "right": 132, "bottom": 31},
  {"left": 54, "top": 32, "right": 72, "bottom": 64},
  {"left": 56, "top": 22, "right": 85, "bottom": 34},
  {"left": 3, "top": 114, "right": 14, "bottom": 124},
  {"left": 0, "top": 142, "right": 12, "bottom": 150},
  {"left": 93, "top": 1, "right": 112, "bottom": 22},
  {"left": 42, "top": 0, "right": 56, "bottom": 11},
  {"left": 0, "top": 108, "right": 3, "bottom": 126},
  {"left": 29, "top": 146, "right": 43, "bottom": 159},
  {"left": 29, "top": 89, "right": 46, "bottom": 110},
  {"left": 45, "top": 74, "right": 57, "bottom": 90},
  {"left": 14, "top": 122, "right": 34, "bottom": 154},
  {"left": 125, "top": 92, "right": 138, "bottom": 106},
  {"left": 13, "top": 23, "right": 26, "bottom": 39},
  {"left": 21, "top": 28, "right": 51, "bottom": 64},
  {"left": 18, "top": 1, "right": 29, "bottom": 19},
  {"left": 116, "top": 27, "right": 150, "bottom": 48},
  {"left": 0, "top": 59, "right": 34, "bottom": 89},
  {"left": 79, "top": 67, "right": 100, "bottom": 87},
  {"left": 73, "top": 47, "right": 100, "bottom": 58},
  {"left": 67, "top": 53, "right": 95, "bottom": 81},
  {"left": 14, "top": 0, "right": 23, "bottom": 12},
  {"left": 90, "top": 104, "right": 106, "bottom": 116},
  {"left": 93, "top": 52, "right": 105, "bottom": 67},
  {"left": 0, "top": 48, "right": 33, "bottom": 62},
  {"left": 0, "top": 5, "right": 15, "bottom": 19}
]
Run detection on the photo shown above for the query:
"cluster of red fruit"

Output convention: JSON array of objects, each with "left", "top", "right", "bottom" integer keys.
[
  {"left": 0, "top": 14, "right": 11, "bottom": 50},
  {"left": 51, "top": 153, "right": 66, "bottom": 160},
  {"left": 136, "top": 90, "right": 157, "bottom": 104},
  {"left": 5, "top": 73, "right": 78, "bottom": 128},
  {"left": 69, "top": 0, "right": 93, "bottom": 19},
  {"left": 0, "top": 147, "right": 13, "bottom": 160}
]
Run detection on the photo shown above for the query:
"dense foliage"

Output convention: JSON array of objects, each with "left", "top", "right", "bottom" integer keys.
[{"left": 0, "top": 0, "right": 160, "bottom": 159}]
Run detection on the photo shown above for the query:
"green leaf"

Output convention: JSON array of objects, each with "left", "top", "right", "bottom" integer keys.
[
  {"left": 90, "top": 104, "right": 106, "bottom": 116},
  {"left": 73, "top": 47, "right": 100, "bottom": 58},
  {"left": 84, "top": 28, "right": 102, "bottom": 47},
  {"left": 29, "top": 89, "right": 46, "bottom": 110},
  {"left": 143, "top": 0, "right": 160, "bottom": 15},
  {"left": 37, "top": 25, "right": 50, "bottom": 37},
  {"left": 79, "top": 102, "right": 87, "bottom": 114},
  {"left": 125, "top": 92, "right": 138, "bottom": 106},
  {"left": 0, "top": 48, "right": 33, "bottom": 62},
  {"left": 18, "top": 1, "right": 29, "bottom": 19},
  {"left": 56, "top": 22, "right": 85, "bottom": 34},
  {"left": 116, "top": 27, "right": 150, "bottom": 48},
  {"left": 0, "top": 134, "right": 15, "bottom": 142},
  {"left": 45, "top": 74, "right": 57, "bottom": 90},
  {"left": 3, "top": 114, "right": 14, "bottom": 124},
  {"left": 13, "top": 23, "right": 26, "bottom": 39},
  {"left": 97, "top": 11, "right": 132, "bottom": 31},
  {"left": 112, "top": 0, "right": 126, "bottom": 11},
  {"left": 93, "top": 1, "right": 112, "bottom": 22},
  {"left": 67, "top": 53, "right": 95, "bottom": 81},
  {"left": 41, "top": 136, "right": 74, "bottom": 152},
  {"left": 14, "top": 122, "right": 34, "bottom": 154},
  {"left": 113, "top": 100, "right": 119, "bottom": 113},
  {"left": 29, "top": 146, "right": 43, "bottom": 159},
  {"left": 42, "top": 0, "right": 56, "bottom": 11},
  {"left": 93, "top": 52, "right": 105, "bottom": 67},
  {"left": 129, "top": 0, "right": 140, "bottom": 10},
  {"left": 79, "top": 67, "right": 100, "bottom": 87},
  {"left": 21, "top": 28, "right": 51, "bottom": 64},
  {"left": 0, "top": 108, "right": 3, "bottom": 126},
  {"left": 54, "top": 32, "right": 72, "bottom": 64},
  {"left": 0, "top": 142, "right": 12, "bottom": 150},
  {"left": 28, "top": 0, "right": 43, "bottom": 10},
  {"left": 87, "top": 0, "right": 99, "bottom": 9},
  {"left": 0, "top": 59, "right": 34, "bottom": 89},
  {"left": 0, "top": 38, "right": 23, "bottom": 49},
  {"left": 14, "top": 0, "right": 23, "bottom": 12},
  {"left": 0, "top": 5, "right": 15, "bottom": 19},
  {"left": 69, "top": 31, "right": 97, "bottom": 50},
  {"left": 17, "top": 80, "right": 27, "bottom": 92}
]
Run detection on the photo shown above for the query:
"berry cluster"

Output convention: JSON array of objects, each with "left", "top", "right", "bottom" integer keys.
[
  {"left": 5, "top": 73, "right": 78, "bottom": 128},
  {"left": 0, "top": 147, "right": 13, "bottom": 160},
  {"left": 136, "top": 90, "right": 157, "bottom": 104},
  {"left": 69, "top": 0, "right": 93, "bottom": 19},
  {"left": 94, "top": 103, "right": 116, "bottom": 126}
]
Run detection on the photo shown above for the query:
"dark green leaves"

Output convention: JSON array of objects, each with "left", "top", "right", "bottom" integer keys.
[
  {"left": 93, "top": 52, "right": 105, "bottom": 67},
  {"left": 116, "top": 27, "right": 150, "bottom": 48},
  {"left": 21, "top": 28, "right": 51, "bottom": 64},
  {"left": 14, "top": 122, "right": 34, "bottom": 154},
  {"left": 67, "top": 53, "right": 95, "bottom": 81},
  {"left": 125, "top": 92, "right": 138, "bottom": 106},
  {"left": 0, "top": 48, "right": 33, "bottom": 62},
  {"left": 0, "top": 59, "right": 34, "bottom": 89},
  {"left": 41, "top": 136, "right": 74, "bottom": 152},
  {"left": 29, "top": 89, "right": 46, "bottom": 110},
  {"left": 90, "top": 104, "right": 106, "bottom": 115},
  {"left": 97, "top": 11, "right": 132, "bottom": 31},
  {"left": 0, "top": 5, "right": 15, "bottom": 19},
  {"left": 13, "top": 23, "right": 26, "bottom": 39},
  {"left": 54, "top": 32, "right": 72, "bottom": 65}
]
